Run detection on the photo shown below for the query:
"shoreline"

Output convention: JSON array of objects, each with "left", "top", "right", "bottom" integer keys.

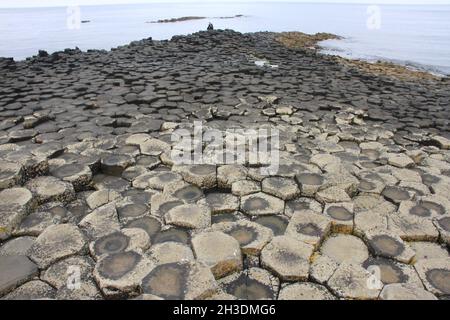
[
  {"left": 1, "top": 29, "right": 450, "bottom": 300},
  {"left": 3, "top": 30, "right": 448, "bottom": 83},
  {"left": 274, "top": 31, "right": 448, "bottom": 82}
]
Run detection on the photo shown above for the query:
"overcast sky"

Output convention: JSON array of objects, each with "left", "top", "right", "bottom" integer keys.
[{"left": 2, "top": 0, "right": 450, "bottom": 8}]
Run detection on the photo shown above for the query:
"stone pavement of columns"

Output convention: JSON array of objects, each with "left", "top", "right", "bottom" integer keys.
[{"left": 0, "top": 30, "right": 449, "bottom": 300}]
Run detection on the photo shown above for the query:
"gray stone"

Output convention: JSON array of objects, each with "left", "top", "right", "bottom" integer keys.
[
  {"left": 278, "top": 282, "right": 335, "bottom": 300},
  {"left": 94, "top": 250, "right": 152, "bottom": 297},
  {"left": 380, "top": 283, "right": 437, "bottom": 300},
  {"left": 79, "top": 203, "right": 120, "bottom": 239},
  {"left": 0, "top": 160, "right": 23, "bottom": 190},
  {"left": 141, "top": 261, "right": 218, "bottom": 300},
  {"left": 240, "top": 192, "right": 284, "bottom": 216},
  {"left": 328, "top": 263, "right": 382, "bottom": 299},
  {"left": 1, "top": 280, "right": 55, "bottom": 300},
  {"left": 212, "top": 220, "right": 273, "bottom": 256},
  {"left": 146, "top": 242, "right": 195, "bottom": 266},
  {"left": 231, "top": 180, "right": 260, "bottom": 196},
  {"left": 0, "top": 255, "right": 38, "bottom": 296},
  {"left": 0, "top": 236, "right": 35, "bottom": 256},
  {"left": 199, "top": 192, "right": 239, "bottom": 214},
  {"left": 192, "top": 231, "right": 242, "bottom": 279},
  {"left": 26, "top": 176, "right": 75, "bottom": 205},
  {"left": 173, "top": 164, "right": 217, "bottom": 189},
  {"left": 165, "top": 204, "right": 211, "bottom": 229},
  {"left": 261, "top": 177, "right": 300, "bottom": 200},
  {"left": 220, "top": 267, "right": 279, "bottom": 300},
  {"left": 27, "top": 224, "right": 87, "bottom": 269},
  {"left": 414, "top": 258, "right": 450, "bottom": 296},
  {"left": 321, "top": 234, "right": 369, "bottom": 264},
  {"left": 285, "top": 210, "right": 331, "bottom": 249},
  {"left": 260, "top": 235, "right": 314, "bottom": 281}
]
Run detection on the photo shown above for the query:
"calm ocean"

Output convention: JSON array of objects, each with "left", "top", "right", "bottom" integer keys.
[{"left": 0, "top": 2, "right": 449, "bottom": 75}]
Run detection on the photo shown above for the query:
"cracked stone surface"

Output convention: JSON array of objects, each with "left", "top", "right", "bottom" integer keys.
[
  {"left": 240, "top": 192, "right": 285, "bottom": 216},
  {"left": 327, "top": 263, "right": 382, "bottom": 299},
  {"left": 212, "top": 220, "right": 273, "bottom": 256},
  {"left": 140, "top": 261, "right": 218, "bottom": 300},
  {"left": 192, "top": 231, "right": 242, "bottom": 279},
  {"left": 414, "top": 258, "right": 450, "bottom": 296},
  {"left": 27, "top": 224, "right": 87, "bottom": 269},
  {"left": 278, "top": 282, "right": 335, "bottom": 300},
  {"left": 1, "top": 29, "right": 450, "bottom": 300},
  {"left": 285, "top": 210, "right": 331, "bottom": 249},
  {"left": 380, "top": 283, "right": 437, "bottom": 300},
  {"left": 93, "top": 250, "right": 152, "bottom": 298},
  {"left": 220, "top": 267, "right": 279, "bottom": 300},
  {"left": 0, "top": 255, "right": 38, "bottom": 296},
  {"left": 261, "top": 235, "right": 314, "bottom": 281},
  {"left": 321, "top": 234, "right": 369, "bottom": 264}
]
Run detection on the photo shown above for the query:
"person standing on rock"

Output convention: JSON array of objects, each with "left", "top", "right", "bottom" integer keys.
[{"left": 207, "top": 22, "right": 214, "bottom": 31}]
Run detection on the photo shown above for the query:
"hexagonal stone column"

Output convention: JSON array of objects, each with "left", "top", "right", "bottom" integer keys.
[
  {"left": 240, "top": 192, "right": 284, "bottom": 216},
  {"left": 2, "top": 280, "right": 55, "bottom": 300},
  {"left": 26, "top": 176, "right": 75, "bottom": 205},
  {"left": 146, "top": 242, "right": 195, "bottom": 266},
  {"left": 212, "top": 220, "right": 273, "bottom": 255},
  {"left": 173, "top": 164, "right": 217, "bottom": 189},
  {"left": 328, "top": 263, "right": 382, "bottom": 299},
  {"left": 316, "top": 186, "right": 351, "bottom": 204},
  {"left": 79, "top": 203, "right": 120, "bottom": 238},
  {"left": 380, "top": 283, "right": 437, "bottom": 300},
  {"left": 27, "top": 224, "right": 87, "bottom": 269},
  {"left": 141, "top": 261, "right": 218, "bottom": 300},
  {"left": 94, "top": 250, "right": 152, "bottom": 298},
  {"left": 199, "top": 192, "right": 239, "bottom": 214},
  {"left": 165, "top": 204, "right": 211, "bottom": 229},
  {"left": 0, "top": 255, "right": 38, "bottom": 296},
  {"left": 415, "top": 258, "right": 450, "bottom": 296},
  {"left": 192, "top": 231, "right": 242, "bottom": 279},
  {"left": 278, "top": 282, "right": 335, "bottom": 300},
  {"left": 365, "top": 229, "right": 415, "bottom": 263},
  {"left": 285, "top": 210, "right": 332, "bottom": 249},
  {"left": 261, "top": 235, "right": 314, "bottom": 281},
  {"left": 89, "top": 228, "right": 150, "bottom": 260},
  {"left": 295, "top": 172, "right": 325, "bottom": 197},
  {"left": 323, "top": 202, "right": 354, "bottom": 233},
  {"left": 217, "top": 165, "right": 247, "bottom": 188},
  {"left": 101, "top": 154, "right": 135, "bottom": 176},
  {"left": 220, "top": 267, "right": 279, "bottom": 300},
  {"left": 50, "top": 163, "right": 92, "bottom": 191},
  {"left": 0, "top": 160, "right": 23, "bottom": 190},
  {"left": 321, "top": 234, "right": 369, "bottom": 264},
  {"left": 262, "top": 177, "right": 300, "bottom": 200}
]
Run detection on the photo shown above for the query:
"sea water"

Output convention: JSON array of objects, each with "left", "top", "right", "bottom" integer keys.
[{"left": 0, "top": 2, "right": 449, "bottom": 75}]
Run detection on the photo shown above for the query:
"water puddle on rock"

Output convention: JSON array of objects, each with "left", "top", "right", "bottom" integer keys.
[
  {"left": 326, "top": 206, "right": 353, "bottom": 221},
  {"left": 212, "top": 213, "right": 237, "bottom": 224},
  {"left": 227, "top": 225, "right": 258, "bottom": 246},
  {"left": 141, "top": 262, "right": 190, "bottom": 299},
  {"left": 224, "top": 273, "right": 274, "bottom": 300},
  {"left": 426, "top": 269, "right": 450, "bottom": 295},
  {"left": 153, "top": 228, "right": 190, "bottom": 245},
  {"left": 254, "top": 215, "right": 288, "bottom": 235},
  {"left": 174, "top": 185, "right": 204, "bottom": 203},
  {"left": 125, "top": 216, "right": 162, "bottom": 240},
  {"left": 97, "top": 251, "right": 141, "bottom": 280},
  {"left": 93, "top": 232, "right": 130, "bottom": 256},
  {"left": 370, "top": 235, "right": 405, "bottom": 257}
]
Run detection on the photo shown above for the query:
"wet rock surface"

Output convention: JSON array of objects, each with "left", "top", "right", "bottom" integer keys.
[{"left": 1, "top": 29, "right": 450, "bottom": 300}]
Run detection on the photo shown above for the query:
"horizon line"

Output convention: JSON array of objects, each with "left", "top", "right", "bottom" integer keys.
[{"left": 2, "top": 1, "right": 450, "bottom": 10}]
